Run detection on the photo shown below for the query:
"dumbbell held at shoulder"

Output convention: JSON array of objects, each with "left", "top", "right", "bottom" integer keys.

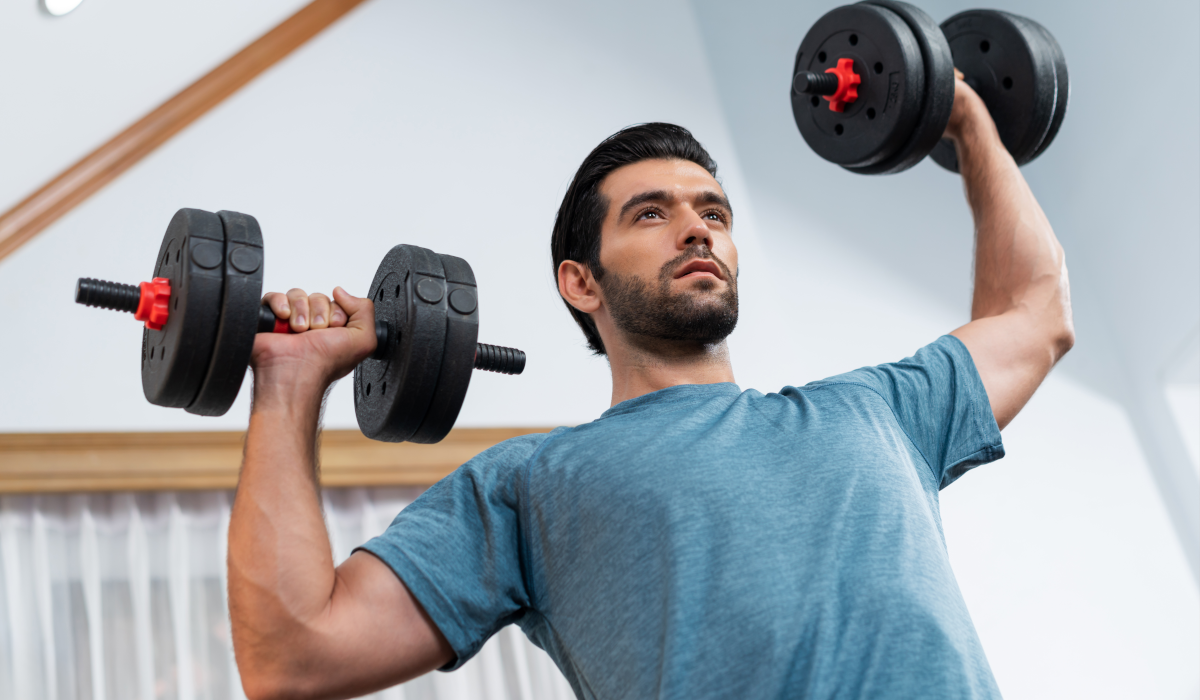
[{"left": 75, "top": 228, "right": 526, "bottom": 442}]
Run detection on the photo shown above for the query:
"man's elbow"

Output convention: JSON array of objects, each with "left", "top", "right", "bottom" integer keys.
[
  {"left": 240, "top": 666, "right": 323, "bottom": 700},
  {"left": 1053, "top": 251, "right": 1075, "bottom": 358},
  {"left": 236, "top": 639, "right": 327, "bottom": 700},
  {"left": 1052, "top": 316, "right": 1075, "bottom": 361},
  {"left": 240, "top": 672, "right": 286, "bottom": 700}
]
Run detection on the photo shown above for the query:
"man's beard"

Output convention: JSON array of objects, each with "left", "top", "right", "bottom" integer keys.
[{"left": 598, "top": 245, "right": 738, "bottom": 349}]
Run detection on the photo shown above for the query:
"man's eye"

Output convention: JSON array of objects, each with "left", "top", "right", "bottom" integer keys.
[{"left": 637, "top": 209, "right": 662, "bottom": 220}]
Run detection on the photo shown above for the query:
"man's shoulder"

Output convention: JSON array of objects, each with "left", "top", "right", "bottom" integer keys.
[
  {"left": 794, "top": 336, "right": 973, "bottom": 393},
  {"left": 426, "top": 430, "right": 563, "bottom": 502},
  {"left": 464, "top": 429, "right": 564, "bottom": 473}
]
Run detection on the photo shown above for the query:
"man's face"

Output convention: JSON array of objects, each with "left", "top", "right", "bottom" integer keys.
[{"left": 594, "top": 158, "right": 738, "bottom": 349}]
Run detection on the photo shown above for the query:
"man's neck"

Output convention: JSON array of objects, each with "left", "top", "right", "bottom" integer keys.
[{"left": 606, "top": 337, "right": 736, "bottom": 407}]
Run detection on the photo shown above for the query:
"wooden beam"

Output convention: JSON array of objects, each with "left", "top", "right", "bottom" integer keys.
[
  {"left": 0, "top": 0, "right": 368, "bottom": 261},
  {"left": 0, "top": 428, "right": 550, "bottom": 493}
]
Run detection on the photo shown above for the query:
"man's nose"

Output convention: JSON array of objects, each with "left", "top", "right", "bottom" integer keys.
[{"left": 676, "top": 212, "right": 713, "bottom": 250}]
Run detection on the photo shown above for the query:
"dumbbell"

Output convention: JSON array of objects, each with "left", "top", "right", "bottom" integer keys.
[
  {"left": 75, "top": 208, "right": 525, "bottom": 444},
  {"left": 789, "top": 1, "right": 1068, "bottom": 174}
]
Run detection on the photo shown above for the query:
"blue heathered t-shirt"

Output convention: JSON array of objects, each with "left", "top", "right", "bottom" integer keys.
[{"left": 361, "top": 335, "right": 1006, "bottom": 699}]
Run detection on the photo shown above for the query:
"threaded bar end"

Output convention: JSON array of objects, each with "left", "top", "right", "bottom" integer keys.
[
  {"left": 793, "top": 71, "right": 839, "bottom": 96},
  {"left": 474, "top": 343, "right": 526, "bottom": 375},
  {"left": 76, "top": 278, "right": 140, "bottom": 314}
]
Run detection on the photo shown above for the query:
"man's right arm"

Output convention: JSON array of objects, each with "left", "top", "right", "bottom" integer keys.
[{"left": 228, "top": 287, "right": 453, "bottom": 700}]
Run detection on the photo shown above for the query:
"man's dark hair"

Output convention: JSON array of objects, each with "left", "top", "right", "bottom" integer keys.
[{"left": 551, "top": 122, "right": 719, "bottom": 355}]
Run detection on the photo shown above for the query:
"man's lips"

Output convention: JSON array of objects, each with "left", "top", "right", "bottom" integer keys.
[{"left": 674, "top": 259, "right": 724, "bottom": 281}]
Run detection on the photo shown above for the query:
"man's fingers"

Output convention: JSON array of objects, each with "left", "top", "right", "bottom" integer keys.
[
  {"left": 262, "top": 292, "right": 291, "bottom": 320},
  {"left": 261, "top": 290, "right": 349, "bottom": 331},
  {"left": 286, "top": 288, "right": 311, "bottom": 332},
  {"left": 954, "top": 67, "right": 965, "bottom": 81},
  {"left": 329, "top": 302, "right": 348, "bottom": 328},
  {"left": 333, "top": 287, "right": 375, "bottom": 328},
  {"left": 308, "top": 293, "right": 333, "bottom": 329},
  {"left": 332, "top": 287, "right": 377, "bottom": 357}
]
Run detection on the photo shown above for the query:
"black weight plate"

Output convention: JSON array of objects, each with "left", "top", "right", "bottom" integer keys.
[
  {"left": 187, "top": 211, "right": 265, "bottom": 416},
  {"left": 791, "top": 3, "right": 925, "bottom": 169},
  {"left": 354, "top": 245, "right": 448, "bottom": 442},
  {"left": 1020, "top": 15, "right": 1069, "bottom": 162},
  {"left": 848, "top": 0, "right": 955, "bottom": 174},
  {"left": 929, "top": 9, "right": 1059, "bottom": 172},
  {"left": 142, "top": 208, "right": 225, "bottom": 408},
  {"left": 998, "top": 12, "right": 1059, "bottom": 165},
  {"left": 409, "top": 253, "right": 480, "bottom": 444}
]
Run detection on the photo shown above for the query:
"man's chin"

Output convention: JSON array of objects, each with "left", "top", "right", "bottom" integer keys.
[
  {"left": 672, "top": 276, "right": 722, "bottom": 292},
  {"left": 666, "top": 288, "right": 734, "bottom": 313}
]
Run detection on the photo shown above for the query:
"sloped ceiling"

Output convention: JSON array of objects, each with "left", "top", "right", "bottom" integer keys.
[{"left": 0, "top": 0, "right": 312, "bottom": 214}]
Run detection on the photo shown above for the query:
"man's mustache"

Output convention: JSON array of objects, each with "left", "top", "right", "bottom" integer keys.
[{"left": 659, "top": 245, "right": 735, "bottom": 283}]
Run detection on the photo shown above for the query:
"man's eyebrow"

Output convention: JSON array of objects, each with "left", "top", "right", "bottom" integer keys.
[
  {"left": 698, "top": 190, "right": 733, "bottom": 217},
  {"left": 617, "top": 189, "right": 734, "bottom": 221},
  {"left": 618, "top": 190, "right": 672, "bottom": 221}
]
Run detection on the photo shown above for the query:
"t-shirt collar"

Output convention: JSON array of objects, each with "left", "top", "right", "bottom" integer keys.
[{"left": 599, "top": 382, "right": 742, "bottom": 420}]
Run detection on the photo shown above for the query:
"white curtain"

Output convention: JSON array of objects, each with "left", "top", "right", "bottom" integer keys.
[{"left": 0, "top": 489, "right": 574, "bottom": 700}]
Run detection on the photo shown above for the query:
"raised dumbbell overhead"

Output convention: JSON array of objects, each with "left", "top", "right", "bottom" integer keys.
[
  {"left": 790, "top": 1, "right": 1068, "bottom": 174},
  {"left": 75, "top": 207, "right": 525, "bottom": 444}
]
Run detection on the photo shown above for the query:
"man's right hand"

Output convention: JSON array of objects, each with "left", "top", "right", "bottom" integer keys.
[
  {"left": 251, "top": 287, "right": 377, "bottom": 407},
  {"left": 942, "top": 68, "right": 999, "bottom": 151}
]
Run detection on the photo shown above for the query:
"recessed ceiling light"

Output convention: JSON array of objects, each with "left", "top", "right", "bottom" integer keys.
[{"left": 42, "top": 0, "right": 84, "bottom": 16}]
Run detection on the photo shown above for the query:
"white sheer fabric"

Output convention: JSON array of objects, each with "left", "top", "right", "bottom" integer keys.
[{"left": 0, "top": 489, "right": 574, "bottom": 700}]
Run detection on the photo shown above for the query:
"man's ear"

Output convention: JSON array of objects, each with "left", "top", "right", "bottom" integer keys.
[{"left": 558, "top": 260, "right": 601, "bottom": 314}]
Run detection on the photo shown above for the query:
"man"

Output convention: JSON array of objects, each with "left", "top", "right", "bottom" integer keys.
[{"left": 228, "top": 73, "right": 1073, "bottom": 699}]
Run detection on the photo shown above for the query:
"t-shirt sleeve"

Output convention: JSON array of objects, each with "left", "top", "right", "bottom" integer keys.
[
  {"left": 356, "top": 433, "right": 544, "bottom": 670},
  {"left": 814, "top": 335, "right": 1004, "bottom": 488}
]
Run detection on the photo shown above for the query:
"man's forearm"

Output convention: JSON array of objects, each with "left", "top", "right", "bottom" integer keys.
[
  {"left": 228, "top": 375, "right": 338, "bottom": 694},
  {"left": 946, "top": 90, "right": 1074, "bottom": 428},
  {"left": 955, "top": 113, "right": 1071, "bottom": 347}
]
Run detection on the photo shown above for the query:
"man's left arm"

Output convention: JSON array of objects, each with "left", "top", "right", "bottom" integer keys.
[{"left": 946, "top": 76, "right": 1075, "bottom": 430}]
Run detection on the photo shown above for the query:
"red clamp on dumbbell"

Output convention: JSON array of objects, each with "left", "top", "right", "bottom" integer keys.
[
  {"left": 76, "top": 277, "right": 175, "bottom": 330},
  {"left": 822, "top": 58, "right": 861, "bottom": 112},
  {"left": 134, "top": 278, "right": 172, "bottom": 330},
  {"left": 792, "top": 58, "right": 863, "bottom": 112}
]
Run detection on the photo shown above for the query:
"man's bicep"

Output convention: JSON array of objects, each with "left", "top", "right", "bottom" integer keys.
[
  {"left": 951, "top": 310, "right": 1058, "bottom": 430},
  {"left": 311, "top": 550, "right": 454, "bottom": 697}
]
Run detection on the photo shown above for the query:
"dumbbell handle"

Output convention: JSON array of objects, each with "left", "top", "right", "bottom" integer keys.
[
  {"left": 76, "top": 277, "right": 526, "bottom": 376},
  {"left": 255, "top": 305, "right": 525, "bottom": 375}
]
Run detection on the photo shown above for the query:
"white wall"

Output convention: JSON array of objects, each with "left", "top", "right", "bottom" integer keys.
[
  {"left": 943, "top": 376, "right": 1198, "bottom": 699},
  {"left": 1, "top": 0, "right": 1196, "bottom": 696}
]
